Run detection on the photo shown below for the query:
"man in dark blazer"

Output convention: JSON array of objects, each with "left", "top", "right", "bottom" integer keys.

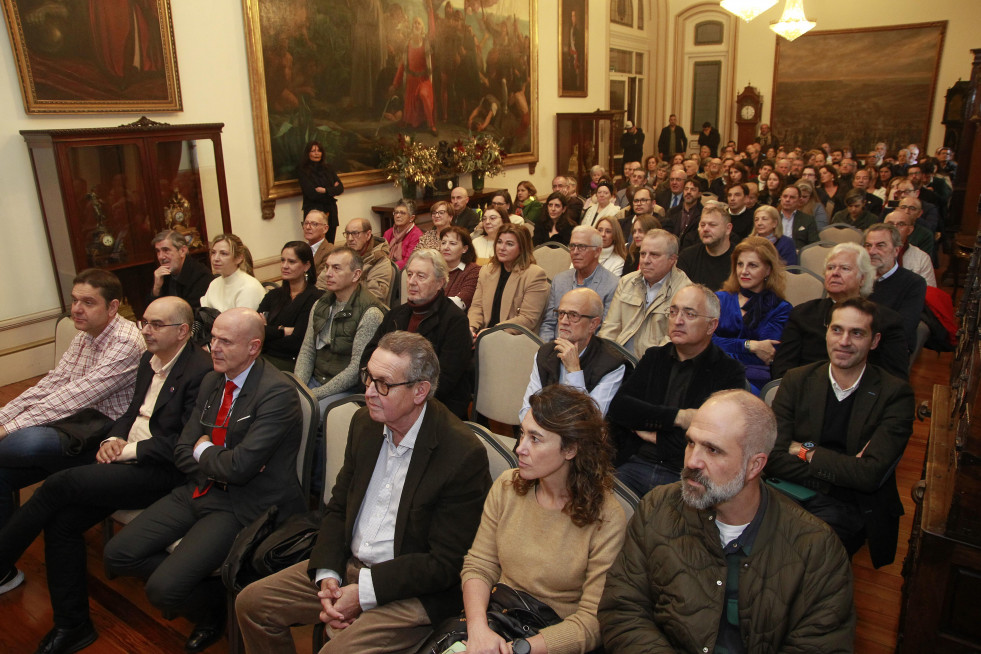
[
  {"left": 104, "top": 308, "right": 305, "bottom": 653},
  {"left": 236, "top": 332, "right": 491, "bottom": 653},
  {"left": 150, "top": 230, "right": 214, "bottom": 309},
  {"left": 865, "top": 224, "right": 927, "bottom": 354},
  {"left": 777, "top": 185, "right": 819, "bottom": 250},
  {"left": 766, "top": 298, "right": 914, "bottom": 568},
  {"left": 607, "top": 285, "right": 746, "bottom": 497},
  {"left": 0, "top": 297, "right": 211, "bottom": 654},
  {"left": 657, "top": 114, "right": 687, "bottom": 161},
  {"left": 771, "top": 242, "right": 909, "bottom": 381}
]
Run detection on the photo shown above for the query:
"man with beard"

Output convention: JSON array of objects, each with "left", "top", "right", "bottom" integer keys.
[
  {"left": 676, "top": 202, "right": 735, "bottom": 291},
  {"left": 599, "top": 389, "right": 854, "bottom": 652}
]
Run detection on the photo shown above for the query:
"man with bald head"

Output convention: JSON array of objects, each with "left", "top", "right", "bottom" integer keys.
[
  {"left": 883, "top": 210, "right": 935, "bottom": 286},
  {"left": 450, "top": 187, "right": 479, "bottom": 232},
  {"left": 105, "top": 307, "right": 305, "bottom": 652}
]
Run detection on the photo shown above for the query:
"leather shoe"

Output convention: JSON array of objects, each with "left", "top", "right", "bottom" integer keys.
[
  {"left": 184, "top": 618, "right": 225, "bottom": 653},
  {"left": 34, "top": 622, "right": 98, "bottom": 654}
]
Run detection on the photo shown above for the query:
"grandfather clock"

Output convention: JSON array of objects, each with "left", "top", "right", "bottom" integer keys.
[{"left": 735, "top": 85, "right": 762, "bottom": 152}]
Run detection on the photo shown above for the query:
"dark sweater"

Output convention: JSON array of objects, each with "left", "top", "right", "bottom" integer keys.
[
  {"left": 676, "top": 242, "right": 735, "bottom": 291},
  {"left": 869, "top": 266, "right": 926, "bottom": 353}
]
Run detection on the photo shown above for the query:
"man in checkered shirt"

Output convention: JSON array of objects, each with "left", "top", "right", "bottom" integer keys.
[{"left": 0, "top": 269, "right": 145, "bottom": 528}]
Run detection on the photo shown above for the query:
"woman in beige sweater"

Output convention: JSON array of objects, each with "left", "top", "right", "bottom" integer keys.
[{"left": 461, "top": 385, "right": 626, "bottom": 654}]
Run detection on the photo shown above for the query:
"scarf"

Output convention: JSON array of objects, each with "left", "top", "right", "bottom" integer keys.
[
  {"left": 389, "top": 223, "right": 413, "bottom": 264},
  {"left": 739, "top": 288, "right": 781, "bottom": 333}
]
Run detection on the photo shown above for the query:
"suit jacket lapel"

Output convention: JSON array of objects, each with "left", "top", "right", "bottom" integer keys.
[
  {"left": 806, "top": 366, "right": 830, "bottom": 442},
  {"left": 223, "top": 358, "right": 264, "bottom": 446},
  {"left": 847, "top": 367, "right": 881, "bottom": 454},
  {"left": 501, "top": 269, "right": 518, "bottom": 320},
  {"left": 150, "top": 345, "right": 190, "bottom": 415}
]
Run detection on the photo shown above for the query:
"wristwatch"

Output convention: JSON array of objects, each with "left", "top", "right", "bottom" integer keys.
[
  {"left": 512, "top": 638, "right": 531, "bottom": 654},
  {"left": 798, "top": 441, "right": 815, "bottom": 461}
]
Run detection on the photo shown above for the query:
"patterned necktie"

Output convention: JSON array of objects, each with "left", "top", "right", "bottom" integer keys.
[
  {"left": 671, "top": 195, "right": 680, "bottom": 208},
  {"left": 193, "top": 379, "right": 236, "bottom": 499},
  {"left": 211, "top": 380, "right": 237, "bottom": 447}
]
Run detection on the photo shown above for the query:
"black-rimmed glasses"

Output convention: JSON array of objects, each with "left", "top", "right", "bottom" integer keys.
[
  {"left": 360, "top": 367, "right": 419, "bottom": 396},
  {"left": 138, "top": 320, "right": 183, "bottom": 331},
  {"left": 552, "top": 309, "right": 596, "bottom": 323}
]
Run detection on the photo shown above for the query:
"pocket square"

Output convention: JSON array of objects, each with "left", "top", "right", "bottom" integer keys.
[
  {"left": 236, "top": 415, "right": 252, "bottom": 422},
  {"left": 797, "top": 225, "right": 806, "bottom": 231}
]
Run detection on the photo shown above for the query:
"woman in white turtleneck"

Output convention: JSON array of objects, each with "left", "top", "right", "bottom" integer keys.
[{"left": 594, "top": 217, "right": 627, "bottom": 277}]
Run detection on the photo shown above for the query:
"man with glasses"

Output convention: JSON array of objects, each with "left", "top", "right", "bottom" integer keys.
[
  {"left": 887, "top": 182, "right": 939, "bottom": 238},
  {"left": 539, "top": 226, "right": 619, "bottom": 341},
  {"left": 150, "top": 230, "right": 213, "bottom": 309},
  {"left": 664, "top": 179, "right": 704, "bottom": 248},
  {"left": 522, "top": 288, "right": 629, "bottom": 418},
  {"left": 600, "top": 229, "right": 692, "bottom": 358},
  {"left": 0, "top": 269, "right": 145, "bottom": 532},
  {"left": 883, "top": 211, "right": 936, "bottom": 286},
  {"left": 237, "top": 331, "right": 491, "bottom": 653},
  {"left": 301, "top": 209, "right": 335, "bottom": 275},
  {"left": 891, "top": 196, "right": 935, "bottom": 259},
  {"left": 607, "top": 285, "right": 746, "bottom": 496},
  {"left": 301, "top": 248, "right": 385, "bottom": 412},
  {"left": 614, "top": 186, "right": 663, "bottom": 244},
  {"left": 0, "top": 297, "right": 211, "bottom": 652},
  {"left": 105, "top": 307, "right": 305, "bottom": 653},
  {"left": 656, "top": 165, "right": 687, "bottom": 211},
  {"left": 320, "top": 218, "right": 394, "bottom": 305}
]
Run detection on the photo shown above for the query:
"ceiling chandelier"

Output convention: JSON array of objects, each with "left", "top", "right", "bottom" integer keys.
[
  {"left": 770, "top": 0, "right": 816, "bottom": 41},
  {"left": 719, "top": 0, "right": 777, "bottom": 23}
]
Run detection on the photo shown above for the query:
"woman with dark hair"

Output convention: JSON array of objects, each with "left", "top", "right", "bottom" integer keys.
[
  {"left": 643, "top": 155, "right": 660, "bottom": 187},
  {"left": 257, "top": 241, "right": 324, "bottom": 370},
  {"left": 533, "top": 191, "right": 576, "bottom": 246},
  {"left": 515, "top": 181, "right": 542, "bottom": 224},
  {"left": 758, "top": 171, "right": 786, "bottom": 207},
  {"left": 200, "top": 234, "right": 265, "bottom": 311},
  {"left": 490, "top": 190, "right": 523, "bottom": 224},
  {"left": 417, "top": 200, "right": 454, "bottom": 251},
  {"left": 728, "top": 161, "right": 750, "bottom": 186},
  {"left": 297, "top": 141, "right": 344, "bottom": 243},
  {"left": 623, "top": 214, "right": 661, "bottom": 276},
  {"left": 469, "top": 224, "right": 549, "bottom": 335},
  {"left": 459, "top": 384, "right": 626, "bottom": 654},
  {"left": 713, "top": 236, "right": 791, "bottom": 390},
  {"left": 816, "top": 164, "right": 846, "bottom": 217},
  {"left": 874, "top": 165, "right": 892, "bottom": 200},
  {"left": 440, "top": 225, "right": 481, "bottom": 311},
  {"left": 581, "top": 181, "right": 618, "bottom": 229},
  {"left": 795, "top": 180, "right": 829, "bottom": 231}
]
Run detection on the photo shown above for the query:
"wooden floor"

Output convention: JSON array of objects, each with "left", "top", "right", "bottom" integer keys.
[{"left": 0, "top": 320, "right": 956, "bottom": 653}]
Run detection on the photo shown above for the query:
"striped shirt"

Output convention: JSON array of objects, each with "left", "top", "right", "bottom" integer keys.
[{"left": 0, "top": 314, "right": 145, "bottom": 433}]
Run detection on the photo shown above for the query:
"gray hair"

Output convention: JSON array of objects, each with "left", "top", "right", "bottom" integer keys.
[
  {"left": 701, "top": 200, "right": 731, "bottom": 224},
  {"left": 706, "top": 389, "right": 777, "bottom": 458},
  {"left": 152, "top": 229, "right": 189, "bottom": 249},
  {"left": 643, "top": 228, "right": 679, "bottom": 256},
  {"left": 865, "top": 223, "right": 902, "bottom": 249},
  {"left": 396, "top": 199, "right": 416, "bottom": 217},
  {"left": 562, "top": 287, "right": 603, "bottom": 319},
  {"left": 406, "top": 248, "right": 449, "bottom": 283},
  {"left": 686, "top": 283, "right": 721, "bottom": 319},
  {"left": 754, "top": 205, "right": 783, "bottom": 238},
  {"left": 327, "top": 246, "right": 364, "bottom": 272},
  {"left": 377, "top": 331, "right": 440, "bottom": 398},
  {"left": 826, "top": 242, "right": 876, "bottom": 297},
  {"left": 571, "top": 225, "right": 603, "bottom": 247},
  {"left": 305, "top": 210, "right": 328, "bottom": 224}
]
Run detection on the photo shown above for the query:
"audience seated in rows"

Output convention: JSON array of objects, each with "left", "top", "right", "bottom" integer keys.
[
  {"left": 257, "top": 241, "right": 324, "bottom": 371},
  {"left": 200, "top": 233, "right": 266, "bottom": 312},
  {"left": 319, "top": 218, "right": 394, "bottom": 306},
  {"left": 150, "top": 230, "right": 213, "bottom": 309},
  {"left": 595, "top": 217, "right": 628, "bottom": 276},
  {"left": 676, "top": 201, "right": 736, "bottom": 292}
]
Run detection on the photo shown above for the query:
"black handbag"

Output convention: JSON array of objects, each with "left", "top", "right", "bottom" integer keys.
[
  {"left": 426, "top": 583, "right": 561, "bottom": 654},
  {"left": 250, "top": 510, "right": 321, "bottom": 578},
  {"left": 221, "top": 505, "right": 279, "bottom": 593}
]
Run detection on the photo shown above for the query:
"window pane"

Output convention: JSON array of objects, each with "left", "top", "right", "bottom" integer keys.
[
  {"left": 610, "top": 79, "right": 627, "bottom": 111},
  {"left": 610, "top": 48, "right": 633, "bottom": 74},
  {"left": 691, "top": 61, "right": 721, "bottom": 133},
  {"left": 694, "top": 21, "right": 724, "bottom": 45}
]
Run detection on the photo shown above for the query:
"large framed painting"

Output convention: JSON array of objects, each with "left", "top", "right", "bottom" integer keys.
[
  {"left": 559, "top": 0, "right": 586, "bottom": 97},
  {"left": 771, "top": 22, "right": 946, "bottom": 155},
  {"left": 243, "top": 0, "right": 538, "bottom": 212},
  {"left": 1, "top": 0, "right": 182, "bottom": 113}
]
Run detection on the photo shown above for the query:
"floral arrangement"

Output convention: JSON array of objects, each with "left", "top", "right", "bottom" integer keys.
[
  {"left": 458, "top": 134, "right": 506, "bottom": 176},
  {"left": 381, "top": 134, "right": 439, "bottom": 187}
]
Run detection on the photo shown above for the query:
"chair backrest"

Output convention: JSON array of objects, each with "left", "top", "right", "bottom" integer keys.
[
  {"left": 399, "top": 264, "right": 409, "bottom": 306},
  {"left": 465, "top": 421, "right": 518, "bottom": 480},
  {"left": 321, "top": 394, "right": 366, "bottom": 508},
  {"left": 533, "top": 243, "right": 572, "bottom": 281},
  {"left": 473, "top": 323, "right": 544, "bottom": 425},
  {"left": 760, "top": 378, "right": 781, "bottom": 407},
  {"left": 782, "top": 266, "right": 826, "bottom": 306},
  {"left": 604, "top": 338, "right": 640, "bottom": 368},
  {"left": 281, "top": 372, "right": 321, "bottom": 501},
  {"left": 819, "top": 225, "right": 864, "bottom": 245},
  {"left": 54, "top": 313, "right": 77, "bottom": 365},
  {"left": 613, "top": 478, "right": 641, "bottom": 521},
  {"left": 798, "top": 241, "right": 834, "bottom": 277}
]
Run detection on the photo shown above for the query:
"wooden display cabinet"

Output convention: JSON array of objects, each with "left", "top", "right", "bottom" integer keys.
[
  {"left": 556, "top": 111, "right": 624, "bottom": 189},
  {"left": 21, "top": 117, "right": 232, "bottom": 316}
]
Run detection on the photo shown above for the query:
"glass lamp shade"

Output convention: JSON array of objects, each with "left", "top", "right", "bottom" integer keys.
[
  {"left": 719, "top": 0, "right": 777, "bottom": 22},
  {"left": 770, "top": 0, "right": 816, "bottom": 41}
]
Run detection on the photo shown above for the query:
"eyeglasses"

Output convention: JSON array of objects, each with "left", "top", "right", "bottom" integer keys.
[
  {"left": 553, "top": 309, "right": 596, "bottom": 323},
  {"left": 568, "top": 243, "right": 599, "bottom": 252},
  {"left": 667, "top": 307, "right": 710, "bottom": 320},
  {"left": 138, "top": 320, "right": 183, "bottom": 331},
  {"left": 343, "top": 229, "right": 365, "bottom": 237},
  {"left": 360, "top": 367, "right": 419, "bottom": 396},
  {"left": 199, "top": 381, "right": 238, "bottom": 430},
  {"left": 633, "top": 197, "right": 652, "bottom": 203},
  {"left": 897, "top": 204, "right": 918, "bottom": 212},
  {"left": 432, "top": 209, "right": 448, "bottom": 216},
  {"left": 301, "top": 221, "right": 327, "bottom": 228}
]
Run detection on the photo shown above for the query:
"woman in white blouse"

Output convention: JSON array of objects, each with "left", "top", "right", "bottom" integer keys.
[
  {"left": 594, "top": 217, "right": 628, "bottom": 277},
  {"left": 200, "top": 233, "right": 265, "bottom": 311},
  {"left": 580, "top": 181, "right": 618, "bottom": 229}
]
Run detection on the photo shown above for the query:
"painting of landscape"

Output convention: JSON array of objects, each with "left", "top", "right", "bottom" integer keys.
[{"left": 771, "top": 23, "right": 946, "bottom": 155}]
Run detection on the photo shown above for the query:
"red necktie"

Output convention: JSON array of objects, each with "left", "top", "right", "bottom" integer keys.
[
  {"left": 211, "top": 380, "right": 237, "bottom": 447},
  {"left": 193, "top": 380, "right": 236, "bottom": 499}
]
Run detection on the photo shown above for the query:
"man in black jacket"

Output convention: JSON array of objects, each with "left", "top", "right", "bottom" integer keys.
[
  {"left": 865, "top": 224, "right": 926, "bottom": 353},
  {"left": 150, "top": 230, "right": 214, "bottom": 309},
  {"left": 608, "top": 285, "right": 746, "bottom": 497},
  {"left": 361, "top": 249, "right": 472, "bottom": 418},
  {"left": 0, "top": 297, "right": 212, "bottom": 653},
  {"left": 236, "top": 332, "right": 491, "bottom": 653}
]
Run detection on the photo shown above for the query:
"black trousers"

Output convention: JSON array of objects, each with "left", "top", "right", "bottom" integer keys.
[
  {"left": 0, "top": 461, "right": 184, "bottom": 627},
  {"left": 103, "top": 482, "right": 245, "bottom": 623}
]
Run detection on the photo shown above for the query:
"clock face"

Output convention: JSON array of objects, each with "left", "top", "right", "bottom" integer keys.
[
  {"left": 174, "top": 210, "right": 185, "bottom": 224},
  {"left": 101, "top": 234, "right": 115, "bottom": 247},
  {"left": 740, "top": 104, "right": 756, "bottom": 120}
]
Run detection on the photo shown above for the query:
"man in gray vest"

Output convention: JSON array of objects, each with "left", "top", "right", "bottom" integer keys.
[
  {"left": 522, "top": 288, "right": 630, "bottom": 418},
  {"left": 296, "top": 247, "right": 385, "bottom": 411}
]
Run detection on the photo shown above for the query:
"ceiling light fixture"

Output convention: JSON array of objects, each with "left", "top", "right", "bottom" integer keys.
[
  {"left": 770, "top": 0, "right": 816, "bottom": 41},
  {"left": 719, "top": 0, "right": 777, "bottom": 23}
]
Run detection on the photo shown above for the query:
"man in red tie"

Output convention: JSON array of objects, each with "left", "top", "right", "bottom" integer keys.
[{"left": 104, "top": 307, "right": 306, "bottom": 652}]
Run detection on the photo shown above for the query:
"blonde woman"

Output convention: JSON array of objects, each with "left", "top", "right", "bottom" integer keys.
[{"left": 200, "top": 234, "right": 265, "bottom": 311}]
